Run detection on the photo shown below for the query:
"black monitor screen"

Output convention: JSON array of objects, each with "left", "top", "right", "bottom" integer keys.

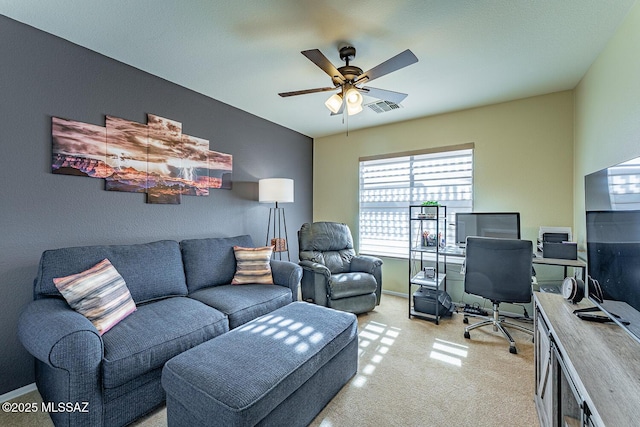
[
  {"left": 585, "top": 155, "right": 640, "bottom": 344},
  {"left": 586, "top": 210, "right": 640, "bottom": 313},
  {"left": 455, "top": 212, "right": 521, "bottom": 245}
]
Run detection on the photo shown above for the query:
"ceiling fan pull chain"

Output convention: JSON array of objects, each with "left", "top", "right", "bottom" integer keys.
[{"left": 346, "top": 108, "right": 349, "bottom": 137}]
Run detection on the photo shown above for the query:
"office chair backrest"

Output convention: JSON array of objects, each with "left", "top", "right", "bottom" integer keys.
[
  {"left": 298, "top": 222, "right": 356, "bottom": 274},
  {"left": 464, "top": 236, "right": 533, "bottom": 304}
]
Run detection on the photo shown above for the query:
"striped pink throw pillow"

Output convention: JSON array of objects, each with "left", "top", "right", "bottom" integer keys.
[
  {"left": 53, "top": 258, "right": 137, "bottom": 335},
  {"left": 231, "top": 246, "right": 274, "bottom": 285}
]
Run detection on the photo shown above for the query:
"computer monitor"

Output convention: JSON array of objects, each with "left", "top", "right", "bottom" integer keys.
[
  {"left": 585, "top": 154, "right": 640, "bottom": 344},
  {"left": 455, "top": 212, "right": 521, "bottom": 246}
]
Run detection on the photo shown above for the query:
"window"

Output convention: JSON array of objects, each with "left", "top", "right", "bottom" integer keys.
[{"left": 359, "top": 144, "right": 474, "bottom": 257}]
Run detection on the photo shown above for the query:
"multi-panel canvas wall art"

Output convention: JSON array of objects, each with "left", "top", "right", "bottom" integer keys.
[{"left": 52, "top": 114, "right": 232, "bottom": 204}]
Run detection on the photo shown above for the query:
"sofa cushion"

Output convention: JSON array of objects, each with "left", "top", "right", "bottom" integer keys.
[
  {"left": 35, "top": 240, "right": 187, "bottom": 304},
  {"left": 180, "top": 235, "right": 254, "bottom": 292},
  {"left": 53, "top": 258, "right": 136, "bottom": 335},
  {"left": 101, "top": 296, "right": 228, "bottom": 389},
  {"left": 231, "top": 246, "right": 274, "bottom": 285},
  {"left": 189, "top": 284, "right": 292, "bottom": 329}
]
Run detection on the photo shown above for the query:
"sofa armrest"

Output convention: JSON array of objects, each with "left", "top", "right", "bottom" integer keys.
[
  {"left": 351, "top": 255, "right": 383, "bottom": 305},
  {"left": 270, "top": 260, "right": 303, "bottom": 302},
  {"left": 19, "top": 298, "right": 104, "bottom": 426},
  {"left": 18, "top": 298, "right": 103, "bottom": 370},
  {"left": 299, "top": 260, "right": 331, "bottom": 307}
]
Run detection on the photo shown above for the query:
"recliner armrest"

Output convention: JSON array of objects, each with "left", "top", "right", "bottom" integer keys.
[
  {"left": 299, "top": 260, "right": 331, "bottom": 278},
  {"left": 270, "top": 260, "right": 303, "bottom": 301},
  {"left": 18, "top": 298, "right": 103, "bottom": 370},
  {"left": 350, "top": 255, "right": 383, "bottom": 306},
  {"left": 298, "top": 260, "right": 331, "bottom": 306},
  {"left": 350, "top": 255, "right": 383, "bottom": 274}
]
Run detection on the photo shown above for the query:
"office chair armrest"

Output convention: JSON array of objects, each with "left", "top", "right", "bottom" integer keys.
[
  {"left": 351, "top": 255, "right": 383, "bottom": 274},
  {"left": 299, "top": 260, "right": 331, "bottom": 278}
]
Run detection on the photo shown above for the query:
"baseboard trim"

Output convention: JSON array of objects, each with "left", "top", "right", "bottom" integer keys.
[
  {"left": 382, "top": 290, "right": 408, "bottom": 298},
  {"left": 382, "top": 290, "right": 531, "bottom": 321},
  {"left": 0, "top": 383, "right": 37, "bottom": 403}
]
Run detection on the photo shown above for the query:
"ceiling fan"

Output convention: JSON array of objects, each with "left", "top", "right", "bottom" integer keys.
[{"left": 278, "top": 45, "right": 418, "bottom": 116}]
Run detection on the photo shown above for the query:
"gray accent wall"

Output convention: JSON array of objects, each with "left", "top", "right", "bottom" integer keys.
[{"left": 0, "top": 16, "right": 312, "bottom": 395}]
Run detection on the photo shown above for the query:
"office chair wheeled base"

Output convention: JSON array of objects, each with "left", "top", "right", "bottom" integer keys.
[{"left": 463, "top": 302, "right": 533, "bottom": 354}]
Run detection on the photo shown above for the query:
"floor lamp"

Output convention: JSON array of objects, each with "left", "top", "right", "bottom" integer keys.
[{"left": 259, "top": 178, "right": 294, "bottom": 260}]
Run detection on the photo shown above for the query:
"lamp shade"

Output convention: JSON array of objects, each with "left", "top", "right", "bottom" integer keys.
[
  {"left": 259, "top": 178, "right": 294, "bottom": 203},
  {"left": 324, "top": 93, "right": 343, "bottom": 114},
  {"left": 345, "top": 88, "right": 363, "bottom": 116}
]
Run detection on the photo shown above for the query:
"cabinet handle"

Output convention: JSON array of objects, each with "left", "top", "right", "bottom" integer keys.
[{"left": 539, "top": 335, "right": 552, "bottom": 399}]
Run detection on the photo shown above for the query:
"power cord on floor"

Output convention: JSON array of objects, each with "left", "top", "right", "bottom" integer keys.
[
  {"left": 500, "top": 304, "right": 533, "bottom": 323},
  {"left": 462, "top": 302, "right": 489, "bottom": 316},
  {"left": 458, "top": 299, "right": 533, "bottom": 323}
]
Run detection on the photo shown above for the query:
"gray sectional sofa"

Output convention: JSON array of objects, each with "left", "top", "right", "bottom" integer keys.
[{"left": 17, "top": 235, "right": 302, "bottom": 427}]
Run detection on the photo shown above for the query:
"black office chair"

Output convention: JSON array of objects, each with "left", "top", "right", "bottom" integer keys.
[{"left": 463, "top": 236, "right": 534, "bottom": 354}]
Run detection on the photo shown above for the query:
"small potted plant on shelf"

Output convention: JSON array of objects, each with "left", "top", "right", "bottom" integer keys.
[{"left": 420, "top": 201, "right": 439, "bottom": 218}]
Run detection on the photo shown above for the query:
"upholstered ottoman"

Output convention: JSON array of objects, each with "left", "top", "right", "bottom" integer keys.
[{"left": 161, "top": 301, "right": 358, "bottom": 427}]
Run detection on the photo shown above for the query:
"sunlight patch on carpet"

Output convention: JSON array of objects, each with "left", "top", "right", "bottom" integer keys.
[
  {"left": 352, "top": 320, "right": 402, "bottom": 388},
  {"left": 429, "top": 338, "right": 468, "bottom": 367}
]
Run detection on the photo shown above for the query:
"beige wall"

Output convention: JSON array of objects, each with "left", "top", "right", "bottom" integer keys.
[
  {"left": 314, "top": 91, "right": 575, "bottom": 295},
  {"left": 311, "top": 0, "right": 640, "bottom": 302},
  {"left": 574, "top": 1, "right": 640, "bottom": 249}
]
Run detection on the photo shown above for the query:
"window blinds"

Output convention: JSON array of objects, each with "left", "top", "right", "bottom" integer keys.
[{"left": 359, "top": 147, "right": 474, "bottom": 257}]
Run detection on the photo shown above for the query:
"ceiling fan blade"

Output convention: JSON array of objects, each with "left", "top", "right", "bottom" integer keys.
[
  {"left": 278, "top": 87, "right": 337, "bottom": 97},
  {"left": 301, "top": 49, "right": 346, "bottom": 84},
  {"left": 354, "top": 49, "right": 418, "bottom": 85},
  {"left": 359, "top": 86, "right": 408, "bottom": 104}
]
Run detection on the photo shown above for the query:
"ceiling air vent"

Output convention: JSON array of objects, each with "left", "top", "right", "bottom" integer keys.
[{"left": 365, "top": 100, "right": 403, "bottom": 114}]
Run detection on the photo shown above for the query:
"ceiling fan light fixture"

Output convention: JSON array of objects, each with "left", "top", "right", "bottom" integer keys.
[
  {"left": 347, "top": 102, "right": 363, "bottom": 116},
  {"left": 324, "top": 93, "right": 343, "bottom": 114},
  {"left": 345, "top": 88, "right": 363, "bottom": 115},
  {"left": 280, "top": 46, "right": 417, "bottom": 120}
]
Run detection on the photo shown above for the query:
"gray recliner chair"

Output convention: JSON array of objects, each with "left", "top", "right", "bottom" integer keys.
[{"left": 298, "top": 222, "right": 383, "bottom": 314}]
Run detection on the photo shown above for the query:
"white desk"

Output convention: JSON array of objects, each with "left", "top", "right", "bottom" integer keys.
[
  {"left": 532, "top": 252, "right": 586, "bottom": 279},
  {"left": 439, "top": 246, "right": 586, "bottom": 283}
]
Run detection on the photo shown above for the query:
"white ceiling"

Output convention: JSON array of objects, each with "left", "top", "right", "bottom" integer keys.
[{"left": 0, "top": 0, "right": 636, "bottom": 138}]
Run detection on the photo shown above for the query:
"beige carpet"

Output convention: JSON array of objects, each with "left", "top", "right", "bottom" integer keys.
[{"left": 1, "top": 294, "right": 538, "bottom": 426}]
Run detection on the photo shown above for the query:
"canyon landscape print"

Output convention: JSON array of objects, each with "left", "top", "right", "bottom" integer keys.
[{"left": 52, "top": 114, "right": 232, "bottom": 204}]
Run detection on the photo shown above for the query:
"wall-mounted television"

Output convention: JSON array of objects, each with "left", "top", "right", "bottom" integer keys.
[
  {"left": 585, "top": 155, "right": 640, "bottom": 343},
  {"left": 455, "top": 212, "right": 521, "bottom": 247}
]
